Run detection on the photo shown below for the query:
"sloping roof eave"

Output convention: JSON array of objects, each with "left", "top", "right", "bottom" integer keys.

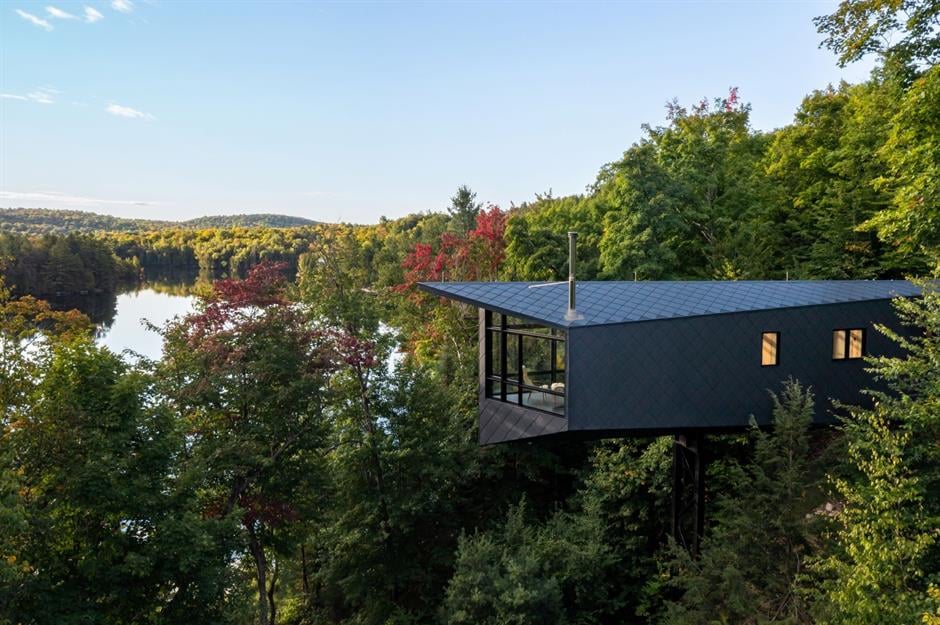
[{"left": 416, "top": 280, "right": 921, "bottom": 328}]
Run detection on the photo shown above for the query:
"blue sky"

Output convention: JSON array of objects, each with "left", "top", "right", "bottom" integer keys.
[{"left": 1, "top": 1, "right": 873, "bottom": 223}]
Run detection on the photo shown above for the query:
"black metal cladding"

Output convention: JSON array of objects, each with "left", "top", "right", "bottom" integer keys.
[
  {"left": 419, "top": 280, "right": 920, "bottom": 444},
  {"left": 566, "top": 299, "right": 907, "bottom": 434}
]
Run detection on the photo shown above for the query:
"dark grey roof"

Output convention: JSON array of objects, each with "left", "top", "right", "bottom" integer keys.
[{"left": 418, "top": 280, "right": 921, "bottom": 328}]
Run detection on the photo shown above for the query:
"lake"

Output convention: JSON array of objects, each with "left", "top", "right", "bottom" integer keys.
[
  {"left": 50, "top": 286, "right": 196, "bottom": 361},
  {"left": 98, "top": 289, "right": 196, "bottom": 360}
]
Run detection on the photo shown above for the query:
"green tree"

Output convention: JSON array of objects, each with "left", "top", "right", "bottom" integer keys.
[
  {"left": 864, "top": 66, "right": 940, "bottom": 269},
  {"left": 597, "top": 92, "right": 774, "bottom": 280},
  {"left": 579, "top": 438, "right": 673, "bottom": 621},
  {"left": 448, "top": 185, "right": 483, "bottom": 235},
  {"left": 160, "top": 262, "right": 332, "bottom": 625},
  {"left": 0, "top": 282, "right": 89, "bottom": 624},
  {"left": 2, "top": 338, "right": 232, "bottom": 624},
  {"left": 503, "top": 193, "right": 607, "bottom": 281},
  {"left": 658, "top": 381, "right": 819, "bottom": 625},
  {"left": 814, "top": 0, "right": 940, "bottom": 71},
  {"left": 299, "top": 236, "right": 484, "bottom": 624},
  {"left": 763, "top": 81, "right": 902, "bottom": 278},
  {"left": 443, "top": 500, "right": 618, "bottom": 625},
  {"left": 812, "top": 285, "right": 940, "bottom": 624}
]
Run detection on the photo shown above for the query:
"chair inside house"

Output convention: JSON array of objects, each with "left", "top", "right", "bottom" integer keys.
[{"left": 522, "top": 365, "right": 565, "bottom": 412}]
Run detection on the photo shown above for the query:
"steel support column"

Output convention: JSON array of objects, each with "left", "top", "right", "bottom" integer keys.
[{"left": 671, "top": 433, "right": 706, "bottom": 555}]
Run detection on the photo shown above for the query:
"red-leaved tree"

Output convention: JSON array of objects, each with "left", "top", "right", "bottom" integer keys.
[{"left": 160, "top": 261, "right": 332, "bottom": 625}]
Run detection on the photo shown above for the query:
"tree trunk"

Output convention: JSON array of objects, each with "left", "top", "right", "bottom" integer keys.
[
  {"left": 248, "top": 525, "right": 269, "bottom": 625},
  {"left": 267, "top": 556, "right": 278, "bottom": 625},
  {"left": 355, "top": 365, "right": 397, "bottom": 601},
  {"left": 300, "top": 545, "right": 310, "bottom": 597}
]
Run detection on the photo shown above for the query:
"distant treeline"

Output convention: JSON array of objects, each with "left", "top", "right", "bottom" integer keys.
[
  {"left": 0, "top": 208, "right": 319, "bottom": 235},
  {"left": 0, "top": 232, "right": 135, "bottom": 296},
  {"left": 101, "top": 226, "right": 324, "bottom": 277},
  {"left": 0, "top": 225, "right": 328, "bottom": 297}
]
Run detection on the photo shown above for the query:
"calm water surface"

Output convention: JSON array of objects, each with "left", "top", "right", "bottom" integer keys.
[{"left": 98, "top": 289, "right": 195, "bottom": 360}]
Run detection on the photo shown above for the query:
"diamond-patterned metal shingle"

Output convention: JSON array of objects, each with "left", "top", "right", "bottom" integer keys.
[{"left": 419, "top": 280, "right": 921, "bottom": 328}]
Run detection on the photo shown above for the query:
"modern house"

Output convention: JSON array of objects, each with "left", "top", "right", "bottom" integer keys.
[
  {"left": 419, "top": 234, "right": 919, "bottom": 552},
  {"left": 418, "top": 278, "right": 920, "bottom": 445}
]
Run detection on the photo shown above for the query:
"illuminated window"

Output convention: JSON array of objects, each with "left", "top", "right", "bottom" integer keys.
[
  {"left": 832, "top": 330, "right": 847, "bottom": 359},
  {"left": 761, "top": 332, "right": 779, "bottom": 366},
  {"left": 833, "top": 328, "right": 865, "bottom": 360}
]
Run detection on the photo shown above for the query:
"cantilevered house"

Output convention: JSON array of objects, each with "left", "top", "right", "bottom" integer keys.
[
  {"left": 420, "top": 234, "right": 919, "bottom": 553},
  {"left": 418, "top": 277, "right": 919, "bottom": 445}
]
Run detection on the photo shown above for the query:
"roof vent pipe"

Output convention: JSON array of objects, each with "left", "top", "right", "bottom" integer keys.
[{"left": 565, "top": 232, "right": 583, "bottom": 321}]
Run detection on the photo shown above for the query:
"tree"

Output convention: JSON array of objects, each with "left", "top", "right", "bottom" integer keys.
[
  {"left": 658, "top": 381, "right": 820, "bottom": 625},
  {"left": 503, "top": 194, "right": 607, "bottom": 281},
  {"left": 159, "top": 262, "right": 332, "bottom": 625},
  {"left": 396, "top": 205, "right": 506, "bottom": 371},
  {"left": 447, "top": 185, "right": 483, "bottom": 235},
  {"left": 2, "top": 339, "right": 232, "bottom": 624},
  {"left": 597, "top": 91, "right": 774, "bottom": 280},
  {"left": 863, "top": 66, "right": 940, "bottom": 269},
  {"left": 443, "top": 500, "right": 618, "bottom": 625},
  {"left": 298, "top": 232, "right": 484, "bottom": 624},
  {"left": 814, "top": 0, "right": 940, "bottom": 71},
  {"left": 812, "top": 285, "right": 940, "bottom": 624},
  {"left": 0, "top": 281, "right": 90, "bottom": 623},
  {"left": 762, "top": 81, "right": 902, "bottom": 278}
]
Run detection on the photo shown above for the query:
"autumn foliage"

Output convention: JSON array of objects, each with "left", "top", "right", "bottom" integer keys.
[{"left": 399, "top": 204, "right": 507, "bottom": 291}]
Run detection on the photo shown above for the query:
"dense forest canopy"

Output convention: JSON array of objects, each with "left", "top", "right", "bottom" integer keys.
[{"left": 1, "top": 1, "right": 939, "bottom": 624}]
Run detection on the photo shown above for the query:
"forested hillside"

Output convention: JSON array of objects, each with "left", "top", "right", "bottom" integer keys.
[
  {"left": 1, "top": 2, "right": 938, "bottom": 624},
  {"left": 0, "top": 208, "right": 318, "bottom": 235},
  {"left": 0, "top": 232, "right": 135, "bottom": 296}
]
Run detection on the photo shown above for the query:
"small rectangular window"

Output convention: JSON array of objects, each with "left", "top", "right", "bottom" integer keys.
[
  {"left": 833, "top": 328, "right": 865, "bottom": 360},
  {"left": 832, "top": 330, "right": 847, "bottom": 360},
  {"left": 762, "top": 332, "right": 779, "bottom": 366},
  {"left": 849, "top": 329, "right": 864, "bottom": 358}
]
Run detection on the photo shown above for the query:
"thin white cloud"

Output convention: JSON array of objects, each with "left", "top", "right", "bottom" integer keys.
[
  {"left": 83, "top": 5, "right": 103, "bottom": 22},
  {"left": 110, "top": 0, "right": 133, "bottom": 13},
  {"left": 1, "top": 88, "right": 57, "bottom": 104},
  {"left": 0, "top": 190, "right": 158, "bottom": 207},
  {"left": 26, "top": 90, "right": 55, "bottom": 104},
  {"left": 15, "top": 9, "right": 54, "bottom": 31},
  {"left": 106, "top": 103, "right": 155, "bottom": 120},
  {"left": 46, "top": 6, "right": 77, "bottom": 19}
]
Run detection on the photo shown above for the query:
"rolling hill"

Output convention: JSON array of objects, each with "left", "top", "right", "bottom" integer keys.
[{"left": 0, "top": 208, "right": 320, "bottom": 235}]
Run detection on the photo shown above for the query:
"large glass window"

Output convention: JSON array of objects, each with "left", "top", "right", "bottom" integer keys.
[{"left": 484, "top": 311, "right": 565, "bottom": 416}]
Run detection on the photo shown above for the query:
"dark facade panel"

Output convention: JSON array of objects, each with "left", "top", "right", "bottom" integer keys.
[
  {"left": 478, "top": 398, "right": 568, "bottom": 444},
  {"left": 566, "top": 299, "right": 907, "bottom": 433}
]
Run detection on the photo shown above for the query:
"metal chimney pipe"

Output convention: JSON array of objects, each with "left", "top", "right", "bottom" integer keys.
[{"left": 567, "top": 231, "right": 577, "bottom": 316}]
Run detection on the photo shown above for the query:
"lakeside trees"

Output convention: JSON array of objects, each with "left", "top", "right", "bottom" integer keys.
[{"left": 0, "top": 232, "right": 134, "bottom": 296}]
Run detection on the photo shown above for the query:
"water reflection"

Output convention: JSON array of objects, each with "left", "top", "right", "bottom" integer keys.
[
  {"left": 48, "top": 291, "right": 119, "bottom": 336},
  {"left": 46, "top": 268, "right": 200, "bottom": 359},
  {"left": 99, "top": 289, "right": 195, "bottom": 360},
  {"left": 46, "top": 268, "right": 202, "bottom": 332}
]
